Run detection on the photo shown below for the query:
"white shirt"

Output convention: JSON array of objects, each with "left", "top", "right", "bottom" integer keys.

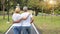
[
  {"left": 12, "top": 13, "right": 22, "bottom": 26},
  {"left": 21, "top": 12, "right": 33, "bottom": 26}
]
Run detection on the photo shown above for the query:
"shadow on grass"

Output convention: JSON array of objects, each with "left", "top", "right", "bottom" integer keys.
[
  {"left": 37, "top": 27, "right": 60, "bottom": 34},
  {"left": 0, "top": 31, "right": 4, "bottom": 34},
  {"left": 34, "top": 24, "right": 43, "bottom": 34},
  {"left": 34, "top": 24, "right": 60, "bottom": 34}
]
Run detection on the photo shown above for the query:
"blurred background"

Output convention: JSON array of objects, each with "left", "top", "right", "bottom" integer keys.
[{"left": 0, "top": 0, "right": 60, "bottom": 34}]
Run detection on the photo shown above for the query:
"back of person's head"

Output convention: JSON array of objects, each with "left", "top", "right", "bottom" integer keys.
[
  {"left": 23, "top": 6, "right": 28, "bottom": 12},
  {"left": 15, "top": 7, "right": 20, "bottom": 13}
]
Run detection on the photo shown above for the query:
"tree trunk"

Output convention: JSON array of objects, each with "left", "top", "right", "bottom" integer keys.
[
  {"left": 1, "top": 0, "right": 5, "bottom": 19},
  {"left": 3, "top": 4, "right": 5, "bottom": 19},
  {"left": 35, "top": 7, "right": 38, "bottom": 16},
  {"left": 35, "top": 10, "right": 38, "bottom": 16}
]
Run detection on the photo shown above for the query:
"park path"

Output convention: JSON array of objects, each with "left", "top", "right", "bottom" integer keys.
[{"left": 5, "top": 23, "right": 40, "bottom": 34}]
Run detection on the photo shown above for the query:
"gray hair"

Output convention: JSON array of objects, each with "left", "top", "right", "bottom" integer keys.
[{"left": 23, "top": 6, "right": 28, "bottom": 11}]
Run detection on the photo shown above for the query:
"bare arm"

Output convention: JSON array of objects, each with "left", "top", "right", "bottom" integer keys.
[
  {"left": 22, "top": 14, "right": 30, "bottom": 20},
  {"left": 30, "top": 17, "right": 34, "bottom": 24},
  {"left": 13, "top": 19, "right": 22, "bottom": 23}
]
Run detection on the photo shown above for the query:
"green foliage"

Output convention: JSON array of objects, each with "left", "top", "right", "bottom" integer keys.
[
  {"left": 0, "top": 0, "right": 60, "bottom": 14},
  {"left": 27, "top": 0, "right": 40, "bottom": 8},
  {"left": 55, "top": 10, "right": 60, "bottom": 15}
]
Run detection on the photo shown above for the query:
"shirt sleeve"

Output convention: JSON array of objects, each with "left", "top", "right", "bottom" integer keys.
[
  {"left": 12, "top": 14, "right": 22, "bottom": 21},
  {"left": 20, "top": 14, "right": 24, "bottom": 18},
  {"left": 17, "top": 14, "right": 22, "bottom": 20},
  {"left": 21, "top": 13, "right": 29, "bottom": 18},
  {"left": 12, "top": 16, "right": 17, "bottom": 21}
]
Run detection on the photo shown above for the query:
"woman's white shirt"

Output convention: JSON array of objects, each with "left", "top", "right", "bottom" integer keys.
[{"left": 12, "top": 13, "right": 22, "bottom": 26}]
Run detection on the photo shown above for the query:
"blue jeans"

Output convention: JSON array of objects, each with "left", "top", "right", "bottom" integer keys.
[
  {"left": 22, "top": 26, "right": 31, "bottom": 34},
  {"left": 13, "top": 26, "right": 22, "bottom": 34}
]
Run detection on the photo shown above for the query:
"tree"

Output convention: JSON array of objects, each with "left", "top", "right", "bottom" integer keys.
[
  {"left": 27, "top": 0, "right": 40, "bottom": 16},
  {"left": 1, "top": 0, "right": 5, "bottom": 19}
]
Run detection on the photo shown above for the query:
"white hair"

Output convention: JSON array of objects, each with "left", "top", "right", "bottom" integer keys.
[{"left": 23, "top": 6, "right": 28, "bottom": 11}]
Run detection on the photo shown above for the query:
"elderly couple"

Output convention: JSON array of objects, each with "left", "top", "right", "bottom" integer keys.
[{"left": 12, "top": 6, "right": 34, "bottom": 34}]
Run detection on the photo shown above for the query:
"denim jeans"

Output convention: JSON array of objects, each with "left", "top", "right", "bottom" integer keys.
[
  {"left": 22, "top": 26, "right": 31, "bottom": 34},
  {"left": 13, "top": 26, "right": 22, "bottom": 34}
]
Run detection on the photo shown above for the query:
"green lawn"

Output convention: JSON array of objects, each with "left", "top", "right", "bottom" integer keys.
[
  {"left": 0, "top": 16, "right": 12, "bottom": 34},
  {"left": 0, "top": 15, "right": 60, "bottom": 34},
  {"left": 34, "top": 16, "right": 60, "bottom": 34}
]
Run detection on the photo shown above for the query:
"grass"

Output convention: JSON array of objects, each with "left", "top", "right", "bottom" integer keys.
[
  {"left": 0, "top": 15, "right": 60, "bottom": 34},
  {"left": 34, "top": 16, "right": 60, "bottom": 34},
  {"left": 0, "top": 16, "right": 12, "bottom": 34}
]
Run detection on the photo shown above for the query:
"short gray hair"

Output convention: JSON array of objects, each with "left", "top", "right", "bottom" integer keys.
[{"left": 23, "top": 6, "right": 28, "bottom": 11}]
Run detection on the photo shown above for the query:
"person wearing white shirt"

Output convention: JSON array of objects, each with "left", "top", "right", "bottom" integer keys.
[{"left": 21, "top": 6, "right": 34, "bottom": 34}]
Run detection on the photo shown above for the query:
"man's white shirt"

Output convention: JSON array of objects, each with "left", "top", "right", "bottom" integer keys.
[
  {"left": 21, "top": 12, "right": 33, "bottom": 26},
  {"left": 12, "top": 13, "right": 22, "bottom": 26}
]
